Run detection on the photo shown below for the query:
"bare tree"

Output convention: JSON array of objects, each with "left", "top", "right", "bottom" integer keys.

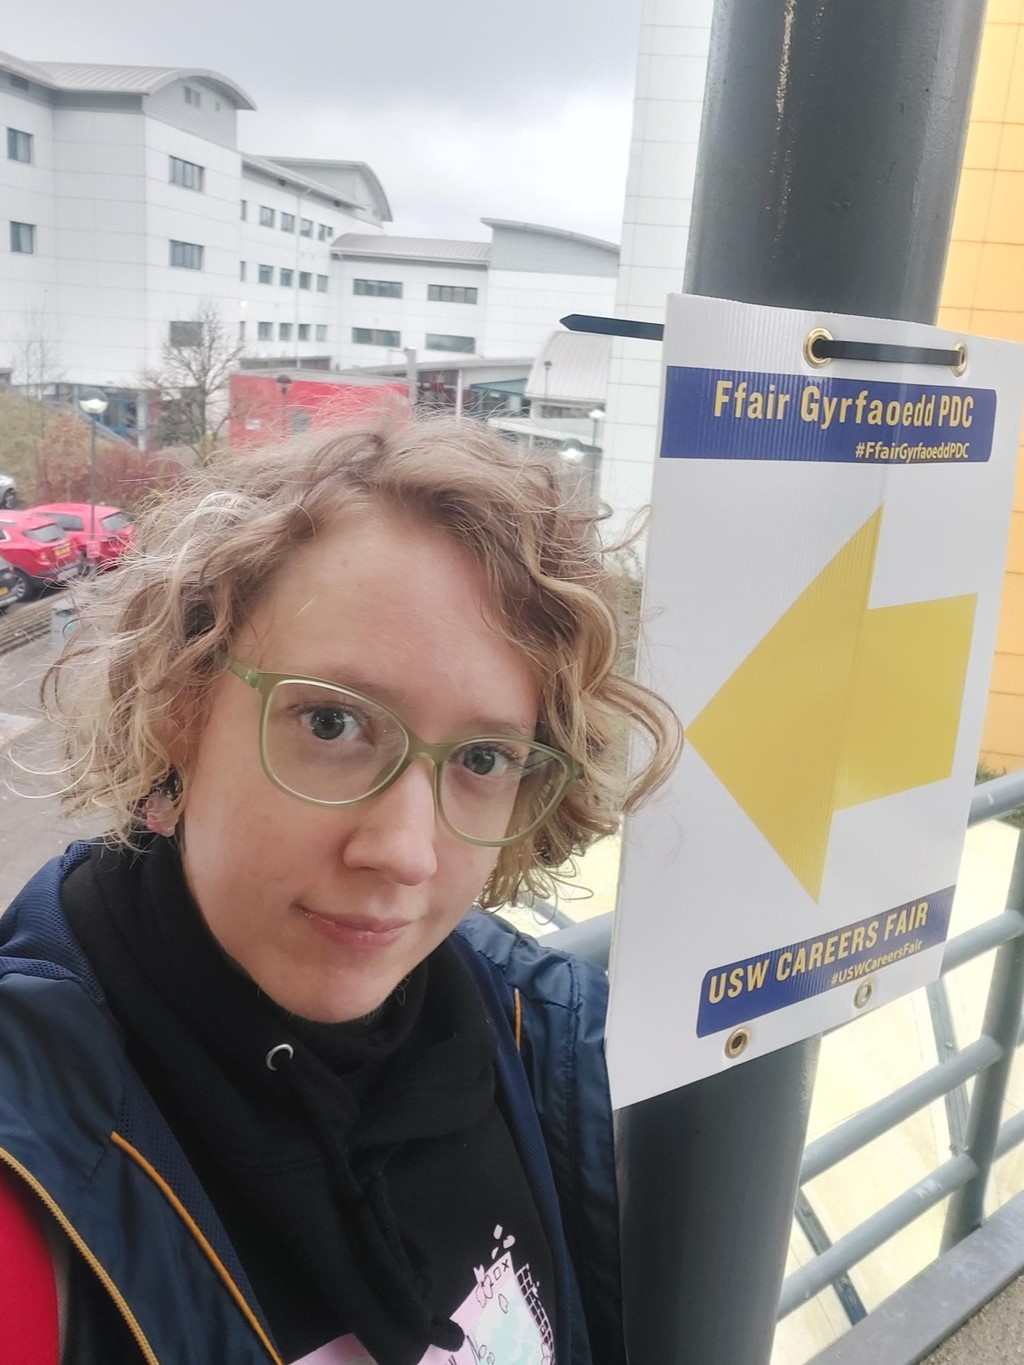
[
  {"left": 13, "top": 307, "right": 65, "bottom": 440},
  {"left": 145, "top": 300, "right": 243, "bottom": 462},
  {"left": 12, "top": 308, "right": 65, "bottom": 406}
]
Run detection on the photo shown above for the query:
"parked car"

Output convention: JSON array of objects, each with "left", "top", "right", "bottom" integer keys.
[
  {"left": 0, "top": 474, "right": 16, "bottom": 509},
  {"left": 0, "top": 555, "right": 18, "bottom": 609},
  {"left": 28, "top": 503, "right": 135, "bottom": 570},
  {"left": 0, "top": 513, "right": 78, "bottom": 601}
]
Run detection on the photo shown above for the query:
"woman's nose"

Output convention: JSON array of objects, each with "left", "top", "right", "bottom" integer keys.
[{"left": 339, "top": 760, "right": 439, "bottom": 885}]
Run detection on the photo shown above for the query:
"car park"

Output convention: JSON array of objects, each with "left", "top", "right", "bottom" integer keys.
[
  {"left": 0, "top": 474, "right": 16, "bottom": 509},
  {"left": 0, "top": 513, "right": 78, "bottom": 602},
  {"left": 28, "top": 502, "right": 135, "bottom": 570}
]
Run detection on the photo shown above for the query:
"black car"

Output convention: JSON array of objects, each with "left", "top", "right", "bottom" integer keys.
[{"left": 0, "top": 554, "right": 18, "bottom": 609}]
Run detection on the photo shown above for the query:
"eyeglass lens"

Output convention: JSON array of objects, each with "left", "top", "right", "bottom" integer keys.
[{"left": 262, "top": 680, "right": 567, "bottom": 842}]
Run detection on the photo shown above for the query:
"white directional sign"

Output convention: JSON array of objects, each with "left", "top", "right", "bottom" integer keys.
[{"left": 606, "top": 294, "right": 1024, "bottom": 1109}]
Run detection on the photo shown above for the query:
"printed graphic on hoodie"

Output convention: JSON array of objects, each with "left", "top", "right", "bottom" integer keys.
[{"left": 293, "top": 1224, "right": 554, "bottom": 1364}]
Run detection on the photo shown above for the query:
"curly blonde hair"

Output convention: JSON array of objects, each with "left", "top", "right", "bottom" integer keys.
[{"left": 45, "top": 414, "right": 682, "bottom": 907}]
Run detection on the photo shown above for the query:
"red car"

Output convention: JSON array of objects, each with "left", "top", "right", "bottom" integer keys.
[
  {"left": 29, "top": 503, "right": 135, "bottom": 570},
  {"left": 0, "top": 513, "right": 78, "bottom": 601}
]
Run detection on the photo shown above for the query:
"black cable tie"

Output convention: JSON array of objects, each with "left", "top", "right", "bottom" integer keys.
[
  {"left": 560, "top": 313, "right": 665, "bottom": 341},
  {"left": 808, "top": 336, "right": 963, "bottom": 368}
]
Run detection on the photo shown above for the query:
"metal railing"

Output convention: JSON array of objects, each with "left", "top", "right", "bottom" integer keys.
[
  {"left": 781, "top": 772, "right": 1024, "bottom": 1331},
  {"left": 549, "top": 769, "right": 1024, "bottom": 1359}
]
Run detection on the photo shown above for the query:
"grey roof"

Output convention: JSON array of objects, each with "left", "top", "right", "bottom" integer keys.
[
  {"left": 0, "top": 51, "right": 256, "bottom": 108},
  {"left": 243, "top": 154, "right": 362, "bottom": 209},
  {"left": 262, "top": 158, "right": 392, "bottom": 224},
  {"left": 481, "top": 218, "right": 619, "bottom": 255},
  {"left": 333, "top": 234, "right": 491, "bottom": 265},
  {"left": 526, "top": 330, "right": 611, "bottom": 405},
  {"left": 0, "top": 50, "right": 256, "bottom": 107}
]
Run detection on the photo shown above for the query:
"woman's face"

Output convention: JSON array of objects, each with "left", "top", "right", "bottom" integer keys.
[{"left": 178, "top": 509, "right": 540, "bottom": 1022}]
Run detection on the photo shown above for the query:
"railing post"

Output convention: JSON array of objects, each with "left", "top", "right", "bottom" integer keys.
[
  {"left": 941, "top": 830, "right": 1024, "bottom": 1250},
  {"left": 614, "top": 1, "right": 986, "bottom": 1360}
]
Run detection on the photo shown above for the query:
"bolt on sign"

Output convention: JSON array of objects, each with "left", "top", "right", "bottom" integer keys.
[{"left": 605, "top": 294, "right": 1024, "bottom": 1108}]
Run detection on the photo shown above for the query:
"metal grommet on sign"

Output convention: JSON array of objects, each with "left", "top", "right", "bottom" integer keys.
[
  {"left": 265, "top": 1043, "right": 294, "bottom": 1071},
  {"left": 725, "top": 1027, "right": 751, "bottom": 1060},
  {"left": 804, "top": 327, "right": 833, "bottom": 368},
  {"left": 952, "top": 342, "right": 967, "bottom": 377},
  {"left": 854, "top": 981, "right": 874, "bottom": 1010}
]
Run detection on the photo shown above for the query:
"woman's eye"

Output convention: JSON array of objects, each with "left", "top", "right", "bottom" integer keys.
[
  {"left": 299, "top": 706, "right": 362, "bottom": 742},
  {"left": 457, "top": 744, "right": 518, "bottom": 778}
]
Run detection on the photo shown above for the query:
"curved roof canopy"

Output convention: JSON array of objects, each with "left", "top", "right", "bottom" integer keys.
[{"left": 0, "top": 51, "right": 256, "bottom": 109}]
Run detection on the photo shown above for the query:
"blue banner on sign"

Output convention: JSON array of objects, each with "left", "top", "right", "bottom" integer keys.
[
  {"left": 661, "top": 368, "right": 996, "bottom": 464},
  {"left": 696, "top": 888, "right": 955, "bottom": 1037}
]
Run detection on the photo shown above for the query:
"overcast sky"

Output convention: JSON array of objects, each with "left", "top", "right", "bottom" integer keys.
[{"left": 7, "top": 1, "right": 644, "bottom": 242}]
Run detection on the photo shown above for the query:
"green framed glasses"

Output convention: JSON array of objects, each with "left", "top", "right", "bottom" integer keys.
[{"left": 229, "top": 661, "right": 584, "bottom": 848}]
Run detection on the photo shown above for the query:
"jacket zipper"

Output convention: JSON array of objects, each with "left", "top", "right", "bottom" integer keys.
[{"left": 0, "top": 1143, "right": 160, "bottom": 1364}]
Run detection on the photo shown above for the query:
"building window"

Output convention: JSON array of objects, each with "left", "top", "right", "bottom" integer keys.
[
  {"left": 316, "top": 274, "right": 328, "bottom": 293},
  {"left": 257, "top": 321, "right": 272, "bottom": 341},
  {"left": 315, "top": 324, "right": 328, "bottom": 342},
  {"left": 169, "top": 320, "right": 201, "bottom": 346},
  {"left": 298, "top": 271, "right": 312, "bottom": 290},
  {"left": 169, "top": 240, "right": 204, "bottom": 270},
  {"left": 318, "top": 223, "right": 333, "bottom": 241},
  {"left": 300, "top": 218, "right": 313, "bottom": 237},
  {"left": 425, "top": 333, "right": 475, "bottom": 353},
  {"left": 240, "top": 199, "right": 247, "bottom": 220},
  {"left": 7, "top": 128, "right": 32, "bottom": 163},
  {"left": 298, "top": 323, "right": 310, "bottom": 341},
  {"left": 352, "top": 328, "right": 399, "bottom": 347},
  {"left": 428, "top": 284, "right": 478, "bottom": 304},
  {"left": 239, "top": 260, "right": 247, "bottom": 282},
  {"left": 281, "top": 212, "right": 295, "bottom": 233},
  {"left": 259, "top": 205, "right": 275, "bottom": 228},
  {"left": 10, "top": 221, "right": 35, "bottom": 254},
  {"left": 183, "top": 86, "right": 202, "bottom": 108},
  {"left": 279, "top": 323, "right": 292, "bottom": 341},
  {"left": 354, "top": 279, "right": 402, "bottom": 298},
  {"left": 258, "top": 263, "right": 273, "bottom": 285},
  {"left": 239, "top": 320, "right": 246, "bottom": 342},
  {"left": 169, "top": 155, "right": 204, "bottom": 191},
  {"left": 279, "top": 268, "right": 294, "bottom": 287}
]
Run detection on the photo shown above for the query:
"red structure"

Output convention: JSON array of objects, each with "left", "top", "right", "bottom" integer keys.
[{"left": 229, "top": 371, "right": 407, "bottom": 450}]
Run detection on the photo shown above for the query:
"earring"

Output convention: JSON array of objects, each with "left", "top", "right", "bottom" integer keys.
[{"left": 143, "top": 771, "right": 182, "bottom": 837}]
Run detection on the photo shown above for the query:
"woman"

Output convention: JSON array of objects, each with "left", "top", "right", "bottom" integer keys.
[{"left": 0, "top": 417, "right": 681, "bottom": 1365}]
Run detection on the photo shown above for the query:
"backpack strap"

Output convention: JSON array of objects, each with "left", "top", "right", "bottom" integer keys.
[{"left": 0, "top": 1167, "right": 60, "bottom": 1365}]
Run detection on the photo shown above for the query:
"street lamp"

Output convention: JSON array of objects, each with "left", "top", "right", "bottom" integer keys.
[
  {"left": 77, "top": 387, "right": 108, "bottom": 563},
  {"left": 275, "top": 373, "right": 292, "bottom": 435},
  {"left": 589, "top": 407, "right": 604, "bottom": 451},
  {"left": 561, "top": 440, "right": 585, "bottom": 463}
]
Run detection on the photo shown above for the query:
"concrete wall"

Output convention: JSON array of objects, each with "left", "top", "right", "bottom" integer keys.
[
  {"left": 599, "top": 0, "right": 713, "bottom": 535},
  {"left": 482, "top": 268, "right": 616, "bottom": 356}
]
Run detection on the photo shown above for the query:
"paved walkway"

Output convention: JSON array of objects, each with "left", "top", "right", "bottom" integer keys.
[{"left": 923, "top": 1274, "right": 1024, "bottom": 1362}]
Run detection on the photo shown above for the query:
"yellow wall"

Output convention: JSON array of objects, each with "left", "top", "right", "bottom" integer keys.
[{"left": 939, "top": 0, "right": 1024, "bottom": 771}]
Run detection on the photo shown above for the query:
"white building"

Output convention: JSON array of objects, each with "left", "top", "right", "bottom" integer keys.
[
  {"left": 1, "top": 48, "right": 620, "bottom": 449},
  {"left": 331, "top": 222, "right": 617, "bottom": 372},
  {"left": 600, "top": 3, "right": 714, "bottom": 532}
]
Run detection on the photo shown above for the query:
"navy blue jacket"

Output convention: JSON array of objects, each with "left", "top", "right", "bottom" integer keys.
[{"left": 0, "top": 844, "right": 627, "bottom": 1365}]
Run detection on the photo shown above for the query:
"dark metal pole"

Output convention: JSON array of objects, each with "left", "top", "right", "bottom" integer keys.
[{"left": 616, "top": 3, "right": 986, "bottom": 1361}]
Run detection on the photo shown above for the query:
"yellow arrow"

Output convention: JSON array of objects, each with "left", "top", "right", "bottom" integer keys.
[{"left": 686, "top": 507, "right": 976, "bottom": 900}]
